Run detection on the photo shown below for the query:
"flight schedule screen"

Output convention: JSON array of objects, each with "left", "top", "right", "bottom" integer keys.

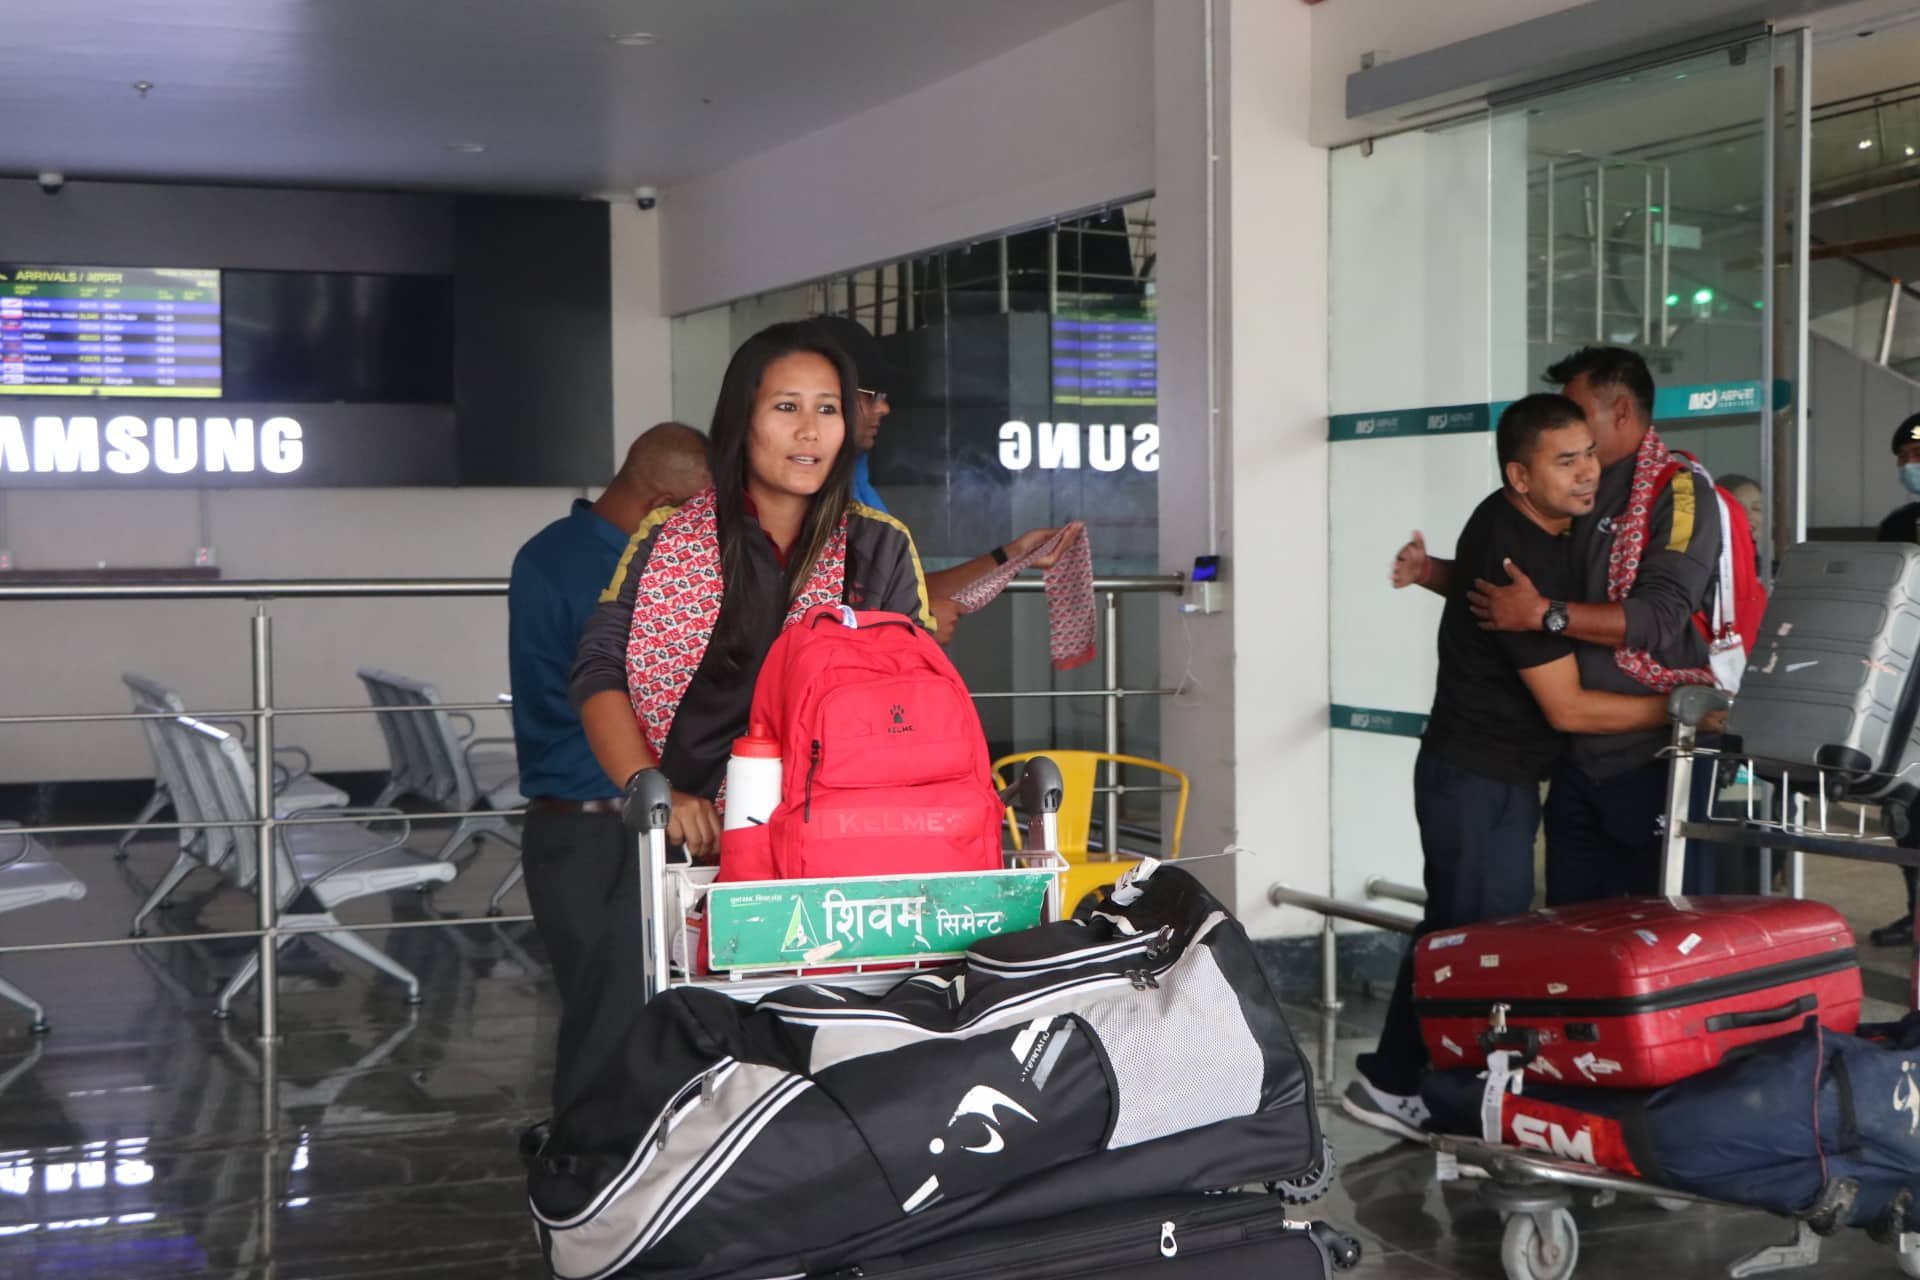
[{"left": 0, "top": 265, "right": 221, "bottom": 397}]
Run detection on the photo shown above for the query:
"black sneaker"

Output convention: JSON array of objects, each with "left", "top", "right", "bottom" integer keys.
[
  {"left": 1872, "top": 915, "right": 1915, "bottom": 948},
  {"left": 1339, "top": 1076, "right": 1431, "bottom": 1143}
]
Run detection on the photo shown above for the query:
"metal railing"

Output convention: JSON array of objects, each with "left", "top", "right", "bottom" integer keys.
[{"left": 0, "top": 573, "right": 1182, "bottom": 1059}]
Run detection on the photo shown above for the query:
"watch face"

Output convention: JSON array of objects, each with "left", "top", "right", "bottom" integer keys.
[{"left": 1545, "top": 605, "right": 1568, "bottom": 634}]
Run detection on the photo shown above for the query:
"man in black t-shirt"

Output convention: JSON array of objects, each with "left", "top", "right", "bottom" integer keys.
[
  {"left": 1344, "top": 395, "right": 1675, "bottom": 1142},
  {"left": 1870, "top": 411, "right": 1920, "bottom": 947}
]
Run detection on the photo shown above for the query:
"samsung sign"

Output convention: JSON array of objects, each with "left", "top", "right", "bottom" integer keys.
[
  {"left": 0, "top": 414, "right": 304, "bottom": 476},
  {"left": 997, "top": 421, "right": 1159, "bottom": 473}
]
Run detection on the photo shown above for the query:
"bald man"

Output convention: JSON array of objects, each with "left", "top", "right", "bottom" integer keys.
[{"left": 509, "top": 422, "right": 710, "bottom": 1116}]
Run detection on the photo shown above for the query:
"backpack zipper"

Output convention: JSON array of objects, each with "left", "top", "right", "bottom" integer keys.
[{"left": 804, "top": 740, "right": 821, "bottom": 821}]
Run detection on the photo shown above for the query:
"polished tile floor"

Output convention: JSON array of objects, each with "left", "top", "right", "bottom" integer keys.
[{"left": 1, "top": 830, "right": 1916, "bottom": 1278}]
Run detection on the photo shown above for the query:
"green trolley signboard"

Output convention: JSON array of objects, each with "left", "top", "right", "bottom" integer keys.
[{"left": 704, "top": 869, "right": 1056, "bottom": 971}]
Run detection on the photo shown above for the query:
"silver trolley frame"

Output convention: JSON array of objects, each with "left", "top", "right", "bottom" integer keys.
[
  {"left": 1426, "top": 685, "right": 1920, "bottom": 1280},
  {"left": 625, "top": 758, "right": 1068, "bottom": 1006}
]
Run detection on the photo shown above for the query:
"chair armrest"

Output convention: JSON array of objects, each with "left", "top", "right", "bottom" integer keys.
[
  {"left": 449, "top": 711, "right": 477, "bottom": 742},
  {"left": 270, "top": 745, "right": 313, "bottom": 782},
  {"left": 286, "top": 808, "right": 416, "bottom": 887}
]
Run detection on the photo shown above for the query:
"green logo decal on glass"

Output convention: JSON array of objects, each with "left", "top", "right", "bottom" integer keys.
[{"left": 1330, "top": 703, "right": 1429, "bottom": 738}]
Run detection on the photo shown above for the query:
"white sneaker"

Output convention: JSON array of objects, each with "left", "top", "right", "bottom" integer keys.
[{"left": 1339, "top": 1076, "right": 1431, "bottom": 1143}]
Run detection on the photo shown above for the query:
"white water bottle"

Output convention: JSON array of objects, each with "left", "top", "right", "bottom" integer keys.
[{"left": 723, "top": 723, "right": 783, "bottom": 831}]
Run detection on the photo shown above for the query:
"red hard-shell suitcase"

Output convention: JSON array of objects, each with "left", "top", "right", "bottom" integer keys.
[{"left": 1413, "top": 896, "right": 1861, "bottom": 1088}]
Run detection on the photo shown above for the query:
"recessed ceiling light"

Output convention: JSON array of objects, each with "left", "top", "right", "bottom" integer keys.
[
  {"left": 1860, "top": 138, "right": 1875, "bottom": 150},
  {"left": 448, "top": 141, "right": 487, "bottom": 154},
  {"left": 131, "top": 80, "right": 153, "bottom": 97},
  {"left": 609, "top": 32, "right": 657, "bottom": 46},
  {"left": 1908, "top": 146, "right": 1917, "bottom": 158}
]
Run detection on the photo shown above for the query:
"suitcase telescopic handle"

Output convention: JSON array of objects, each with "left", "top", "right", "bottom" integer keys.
[{"left": 1703, "top": 993, "right": 1817, "bottom": 1033}]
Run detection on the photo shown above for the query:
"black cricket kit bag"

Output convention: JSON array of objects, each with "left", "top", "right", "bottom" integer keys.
[
  {"left": 527, "top": 863, "right": 1331, "bottom": 1280},
  {"left": 1424, "top": 1014, "right": 1920, "bottom": 1239},
  {"left": 814, "top": 1193, "right": 1363, "bottom": 1279},
  {"left": 1727, "top": 541, "right": 1920, "bottom": 826}
]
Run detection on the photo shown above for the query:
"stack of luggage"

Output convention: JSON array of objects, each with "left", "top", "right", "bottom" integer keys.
[
  {"left": 526, "top": 862, "right": 1361, "bottom": 1278},
  {"left": 1410, "top": 542, "right": 1920, "bottom": 1251}
]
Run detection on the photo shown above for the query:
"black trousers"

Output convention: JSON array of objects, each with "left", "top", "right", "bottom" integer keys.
[
  {"left": 1543, "top": 756, "right": 1669, "bottom": 907},
  {"left": 520, "top": 807, "right": 642, "bottom": 1118},
  {"left": 1358, "top": 749, "right": 1540, "bottom": 1096}
]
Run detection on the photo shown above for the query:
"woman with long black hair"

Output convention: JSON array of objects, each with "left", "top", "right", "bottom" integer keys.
[{"left": 570, "top": 320, "right": 933, "bottom": 860}]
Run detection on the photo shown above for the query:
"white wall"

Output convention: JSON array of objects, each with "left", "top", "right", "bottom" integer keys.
[
  {"left": 659, "top": 0, "right": 1154, "bottom": 315},
  {"left": 610, "top": 202, "right": 677, "bottom": 457},
  {"left": 1, "top": 198, "right": 675, "bottom": 786},
  {"left": 1220, "top": 0, "right": 1332, "bottom": 935}
]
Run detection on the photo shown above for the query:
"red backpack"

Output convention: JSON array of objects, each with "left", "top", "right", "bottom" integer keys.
[
  {"left": 720, "top": 605, "right": 1005, "bottom": 883},
  {"left": 1654, "top": 455, "right": 1767, "bottom": 657}
]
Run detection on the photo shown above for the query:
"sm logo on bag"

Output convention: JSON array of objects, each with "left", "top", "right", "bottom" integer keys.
[{"left": 1503, "top": 1099, "right": 1639, "bottom": 1176}]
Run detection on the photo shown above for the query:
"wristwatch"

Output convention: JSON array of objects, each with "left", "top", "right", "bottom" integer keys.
[{"left": 1543, "top": 601, "right": 1570, "bottom": 634}]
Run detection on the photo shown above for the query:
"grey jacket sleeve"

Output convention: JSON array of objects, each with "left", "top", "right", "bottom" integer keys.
[
  {"left": 568, "top": 525, "right": 656, "bottom": 709},
  {"left": 1621, "top": 465, "right": 1722, "bottom": 659}
]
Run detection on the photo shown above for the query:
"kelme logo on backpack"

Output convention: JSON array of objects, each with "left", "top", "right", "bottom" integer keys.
[{"left": 729, "top": 606, "right": 1004, "bottom": 883}]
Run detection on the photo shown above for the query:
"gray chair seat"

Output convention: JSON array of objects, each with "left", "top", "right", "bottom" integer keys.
[
  {"left": 0, "top": 822, "right": 89, "bottom": 1032},
  {"left": 284, "top": 825, "right": 458, "bottom": 909},
  {"left": 276, "top": 773, "right": 349, "bottom": 816}
]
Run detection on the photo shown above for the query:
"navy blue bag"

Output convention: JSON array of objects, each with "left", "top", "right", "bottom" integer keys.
[{"left": 1425, "top": 1015, "right": 1920, "bottom": 1236}]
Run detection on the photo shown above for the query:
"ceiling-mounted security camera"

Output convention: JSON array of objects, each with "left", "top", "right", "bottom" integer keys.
[
  {"left": 37, "top": 171, "right": 65, "bottom": 195},
  {"left": 634, "top": 185, "right": 658, "bottom": 211}
]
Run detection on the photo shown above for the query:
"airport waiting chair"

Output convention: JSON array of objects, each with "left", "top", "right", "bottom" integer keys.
[
  {"left": 356, "top": 669, "right": 525, "bottom": 912},
  {"left": 0, "top": 821, "right": 89, "bottom": 1033},
  {"left": 120, "top": 674, "right": 348, "bottom": 937},
  {"left": 159, "top": 715, "right": 456, "bottom": 1016},
  {"left": 990, "top": 750, "right": 1190, "bottom": 915}
]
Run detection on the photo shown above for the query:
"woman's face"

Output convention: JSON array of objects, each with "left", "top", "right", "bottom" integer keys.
[{"left": 747, "top": 351, "right": 844, "bottom": 500}]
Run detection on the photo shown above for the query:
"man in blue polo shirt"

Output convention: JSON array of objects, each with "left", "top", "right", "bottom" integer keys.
[{"left": 510, "top": 421, "right": 709, "bottom": 1114}]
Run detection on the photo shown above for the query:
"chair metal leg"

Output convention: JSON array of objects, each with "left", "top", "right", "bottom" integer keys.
[
  {"left": 432, "top": 815, "right": 485, "bottom": 863},
  {"left": 130, "top": 851, "right": 201, "bottom": 936},
  {"left": 315, "top": 928, "right": 423, "bottom": 1004},
  {"left": 373, "top": 780, "right": 405, "bottom": 808},
  {"left": 0, "top": 971, "right": 49, "bottom": 1034},
  {"left": 117, "top": 785, "right": 172, "bottom": 857},
  {"left": 486, "top": 859, "right": 525, "bottom": 916},
  {"left": 214, "top": 933, "right": 296, "bottom": 1019}
]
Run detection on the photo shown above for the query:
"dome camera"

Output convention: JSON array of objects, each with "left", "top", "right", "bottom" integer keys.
[
  {"left": 634, "top": 185, "right": 658, "bottom": 211},
  {"left": 37, "top": 171, "right": 65, "bottom": 195}
]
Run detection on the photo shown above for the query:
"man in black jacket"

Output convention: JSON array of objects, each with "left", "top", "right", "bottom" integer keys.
[{"left": 1345, "top": 395, "right": 1672, "bottom": 1140}]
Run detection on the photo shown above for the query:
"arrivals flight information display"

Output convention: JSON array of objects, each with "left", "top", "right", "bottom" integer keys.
[{"left": 0, "top": 265, "right": 222, "bottom": 397}]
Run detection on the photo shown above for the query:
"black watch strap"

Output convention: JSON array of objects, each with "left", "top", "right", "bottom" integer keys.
[{"left": 990, "top": 545, "right": 1009, "bottom": 566}]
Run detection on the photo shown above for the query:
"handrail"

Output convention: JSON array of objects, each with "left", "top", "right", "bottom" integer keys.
[
  {"left": 1364, "top": 876, "right": 1428, "bottom": 909},
  {"left": 1268, "top": 885, "right": 1421, "bottom": 934},
  {"left": 0, "top": 573, "right": 1183, "bottom": 602}
]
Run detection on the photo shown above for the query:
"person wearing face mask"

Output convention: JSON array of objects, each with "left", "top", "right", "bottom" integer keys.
[
  {"left": 571, "top": 321, "right": 935, "bottom": 867},
  {"left": 1868, "top": 412, "right": 1920, "bottom": 947}
]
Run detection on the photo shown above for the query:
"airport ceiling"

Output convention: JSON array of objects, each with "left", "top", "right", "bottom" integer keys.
[{"left": 1, "top": 0, "right": 1124, "bottom": 196}]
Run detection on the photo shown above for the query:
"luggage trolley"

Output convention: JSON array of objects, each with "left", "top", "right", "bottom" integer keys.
[
  {"left": 624, "top": 757, "right": 1070, "bottom": 1005},
  {"left": 1423, "top": 685, "right": 1920, "bottom": 1280}
]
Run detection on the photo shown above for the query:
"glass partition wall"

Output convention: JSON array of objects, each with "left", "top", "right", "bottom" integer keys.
[
  {"left": 1326, "top": 33, "right": 1810, "bottom": 909},
  {"left": 669, "top": 202, "right": 1167, "bottom": 841}
]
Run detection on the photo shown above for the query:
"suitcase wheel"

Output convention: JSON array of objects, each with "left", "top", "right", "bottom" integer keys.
[
  {"left": 1268, "top": 1137, "right": 1336, "bottom": 1205},
  {"left": 1500, "top": 1207, "right": 1578, "bottom": 1280},
  {"left": 1308, "top": 1222, "right": 1363, "bottom": 1272}
]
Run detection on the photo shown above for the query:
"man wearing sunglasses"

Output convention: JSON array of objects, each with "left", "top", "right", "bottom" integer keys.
[{"left": 810, "top": 316, "right": 1081, "bottom": 643}]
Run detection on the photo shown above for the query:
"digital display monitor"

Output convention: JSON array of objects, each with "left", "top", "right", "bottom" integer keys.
[
  {"left": 1051, "top": 309, "right": 1156, "bottom": 407},
  {"left": 0, "top": 264, "right": 221, "bottom": 398}
]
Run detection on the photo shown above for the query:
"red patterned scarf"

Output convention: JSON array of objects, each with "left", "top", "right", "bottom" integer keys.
[
  {"left": 623, "top": 488, "right": 848, "bottom": 766},
  {"left": 947, "top": 525, "right": 1096, "bottom": 671},
  {"left": 1607, "top": 429, "right": 1714, "bottom": 693}
]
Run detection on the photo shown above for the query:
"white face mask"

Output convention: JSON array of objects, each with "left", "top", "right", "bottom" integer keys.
[{"left": 1902, "top": 462, "right": 1920, "bottom": 497}]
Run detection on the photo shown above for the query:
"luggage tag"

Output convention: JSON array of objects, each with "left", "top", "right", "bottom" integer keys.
[
  {"left": 1480, "top": 1049, "right": 1526, "bottom": 1145},
  {"left": 1709, "top": 631, "right": 1747, "bottom": 693}
]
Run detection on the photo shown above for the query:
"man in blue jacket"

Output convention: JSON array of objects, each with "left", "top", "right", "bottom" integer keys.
[{"left": 510, "top": 422, "right": 709, "bottom": 1114}]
